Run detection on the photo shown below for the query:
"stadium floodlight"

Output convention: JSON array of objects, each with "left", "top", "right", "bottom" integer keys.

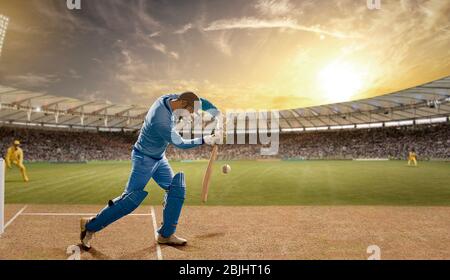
[{"left": 0, "top": 14, "right": 10, "bottom": 58}]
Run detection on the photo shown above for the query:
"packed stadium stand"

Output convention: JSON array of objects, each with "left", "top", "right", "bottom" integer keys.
[
  {"left": 1, "top": 76, "right": 449, "bottom": 161},
  {"left": 1, "top": 123, "right": 449, "bottom": 162}
]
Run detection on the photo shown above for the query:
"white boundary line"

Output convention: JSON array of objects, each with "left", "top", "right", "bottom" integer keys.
[
  {"left": 4, "top": 205, "right": 28, "bottom": 230},
  {"left": 150, "top": 206, "right": 163, "bottom": 260}
]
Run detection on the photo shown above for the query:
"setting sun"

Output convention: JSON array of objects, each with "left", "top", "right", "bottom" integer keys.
[{"left": 318, "top": 61, "right": 364, "bottom": 103}]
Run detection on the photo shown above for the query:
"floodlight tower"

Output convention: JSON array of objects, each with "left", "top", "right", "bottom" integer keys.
[{"left": 0, "top": 14, "right": 10, "bottom": 58}]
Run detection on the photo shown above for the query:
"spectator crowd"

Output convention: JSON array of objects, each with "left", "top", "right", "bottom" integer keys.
[{"left": 1, "top": 123, "right": 449, "bottom": 162}]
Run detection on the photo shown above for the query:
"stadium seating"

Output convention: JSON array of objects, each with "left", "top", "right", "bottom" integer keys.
[{"left": 1, "top": 123, "right": 449, "bottom": 162}]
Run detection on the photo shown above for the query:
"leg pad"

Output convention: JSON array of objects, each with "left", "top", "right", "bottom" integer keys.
[{"left": 158, "top": 173, "right": 186, "bottom": 238}]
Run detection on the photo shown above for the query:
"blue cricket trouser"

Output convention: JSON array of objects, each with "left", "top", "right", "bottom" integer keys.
[{"left": 86, "top": 148, "right": 174, "bottom": 232}]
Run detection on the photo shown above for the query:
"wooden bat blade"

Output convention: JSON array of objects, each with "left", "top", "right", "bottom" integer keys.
[{"left": 201, "top": 145, "right": 219, "bottom": 203}]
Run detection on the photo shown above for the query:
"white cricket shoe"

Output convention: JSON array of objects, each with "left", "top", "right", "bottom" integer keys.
[
  {"left": 157, "top": 234, "right": 187, "bottom": 246},
  {"left": 80, "top": 217, "right": 95, "bottom": 250}
]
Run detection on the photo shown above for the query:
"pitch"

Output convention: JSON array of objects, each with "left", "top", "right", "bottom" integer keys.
[{"left": 5, "top": 160, "right": 450, "bottom": 206}]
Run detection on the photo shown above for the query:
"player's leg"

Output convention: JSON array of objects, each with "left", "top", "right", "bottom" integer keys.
[
  {"left": 153, "top": 158, "right": 174, "bottom": 191},
  {"left": 413, "top": 158, "right": 417, "bottom": 166},
  {"left": 85, "top": 150, "right": 160, "bottom": 233},
  {"left": 5, "top": 158, "right": 11, "bottom": 169},
  {"left": 153, "top": 158, "right": 187, "bottom": 245},
  {"left": 18, "top": 163, "right": 29, "bottom": 182}
]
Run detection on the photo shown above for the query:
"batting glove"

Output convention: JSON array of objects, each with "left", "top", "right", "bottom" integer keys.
[{"left": 203, "top": 134, "right": 221, "bottom": 146}]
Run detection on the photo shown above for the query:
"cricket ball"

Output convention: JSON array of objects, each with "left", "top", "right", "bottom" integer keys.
[{"left": 222, "top": 164, "right": 231, "bottom": 174}]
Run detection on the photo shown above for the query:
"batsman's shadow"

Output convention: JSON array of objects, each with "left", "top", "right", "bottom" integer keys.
[
  {"left": 195, "top": 232, "right": 226, "bottom": 239},
  {"left": 160, "top": 243, "right": 193, "bottom": 252},
  {"left": 79, "top": 244, "right": 113, "bottom": 260},
  {"left": 119, "top": 243, "right": 158, "bottom": 260},
  {"left": 165, "top": 232, "right": 226, "bottom": 252}
]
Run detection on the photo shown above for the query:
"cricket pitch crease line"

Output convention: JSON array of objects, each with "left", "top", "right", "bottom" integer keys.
[
  {"left": 5, "top": 207, "right": 163, "bottom": 260},
  {"left": 4, "top": 205, "right": 28, "bottom": 230},
  {"left": 150, "top": 206, "right": 163, "bottom": 261},
  {"left": 21, "top": 213, "right": 153, "bottom": 217}
]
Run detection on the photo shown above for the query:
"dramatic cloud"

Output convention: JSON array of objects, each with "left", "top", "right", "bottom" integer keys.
[
  {"left": 4, "top": 73, "right": 60, "bottom": 89},
  {"left": 0, "top": 0, "right": 448, "bottom": 110},
  {"left": 149, "top": 31, "right": 161, "bottom": 38},
  {"left": 174, "top": 23, "right": 193, "bottom": 34},
  {"left": 209, "top": 31, "right": 233, "bottom": 56},
  {"left": 203, "top": 17, "right": 359, "bottom": 39},
  {"left": 152, "top": 43, "right": 179, "bottom": 59},
  {"left": 152, "top": 42, "right": 167, "bottom": 54},
  {"left": 254, "top": 0, "right": 294, "bottom": 16}
]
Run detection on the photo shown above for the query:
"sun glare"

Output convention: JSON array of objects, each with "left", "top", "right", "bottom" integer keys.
[{"left": 318, "top": 61, "right": 363, "bottom": 103}]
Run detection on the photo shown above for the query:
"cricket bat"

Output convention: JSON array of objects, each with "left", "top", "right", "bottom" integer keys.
[{"left": 201, "top": 145, "right": 219, "bottom": 203}]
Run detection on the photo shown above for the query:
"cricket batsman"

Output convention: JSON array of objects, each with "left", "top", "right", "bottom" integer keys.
[
  {"left": 5, "top": 140, "right": 29, "bottom": 182},
  {"left": 80, "top": 92, "right": 221, "bottom": 249}
]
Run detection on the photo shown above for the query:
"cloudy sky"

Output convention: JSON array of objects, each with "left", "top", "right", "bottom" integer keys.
[{"left": 0, "top": 0, "right": 449, "bottom": 110}]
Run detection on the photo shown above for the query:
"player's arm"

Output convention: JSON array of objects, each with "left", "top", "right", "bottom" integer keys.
[
  {"left": 154, "top": 121, "right": 204, "bottom": 150},
  {"left": 200, "top": 98, "right": 221, "bottom": 118},
  {"left": 200, "top": 98, "right": 222, "bottom": 135}
]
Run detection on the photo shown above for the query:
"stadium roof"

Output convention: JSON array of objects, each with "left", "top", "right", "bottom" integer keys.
[
  {"left": 278, "top": 76, "right": 450, "bottom": 131},
  {"left": 0, "top": 87, "right": 149, "bottom": 130},
  {"left": 0, "top": 76, "right": 449, "bottom": 131}
]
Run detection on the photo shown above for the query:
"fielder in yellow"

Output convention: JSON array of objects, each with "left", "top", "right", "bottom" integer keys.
[
  {"left": 5, "top": 140, "right": 29, "bottom": 182},
  {"left": 407, "top": 149, "right": 418, "bottom": 167}
]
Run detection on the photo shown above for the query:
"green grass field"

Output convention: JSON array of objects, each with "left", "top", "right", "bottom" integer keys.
[{"left": 4, "top": 160, "right": 450, "bottom": 206}]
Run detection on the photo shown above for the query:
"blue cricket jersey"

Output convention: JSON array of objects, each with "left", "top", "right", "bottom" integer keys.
[{"left": 134, "top": 94, "right": 219, "bottom": 159}]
